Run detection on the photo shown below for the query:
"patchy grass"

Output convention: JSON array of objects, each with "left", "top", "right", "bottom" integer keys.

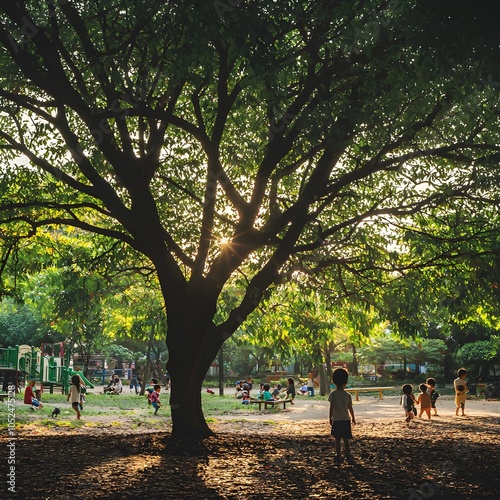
[
  {"left": 39, "top": 418, "right": 73, "bottom": 428},
  {"left": 0, "top": 391, "right": 268, "bottom": 431},
  {"left": 260, "top": 420, "right": 279, "bottom": 426}
]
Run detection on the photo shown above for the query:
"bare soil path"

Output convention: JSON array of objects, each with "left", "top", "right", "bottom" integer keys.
[
  {"left": 214, "top": 393, "right": 500, "bottom": 423},
  {"left": 2, "top": 394, "right": 499, "bottom": 499}
]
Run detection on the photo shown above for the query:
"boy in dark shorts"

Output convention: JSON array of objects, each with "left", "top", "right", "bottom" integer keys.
[
  {"left": 328, "top": 368, "right": 356, "bottom": 464},
  {"left": 426, "top": 377, "right": 439, "bottom": 416},
  {"left": 401, "top": 383, "right": 416, "bottom": 422}
]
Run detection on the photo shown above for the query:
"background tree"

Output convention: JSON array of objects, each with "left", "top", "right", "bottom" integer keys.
[
  {"left": 1, "top": 1, "right": 500, "bottom": 438},
  {"left": 102, "top": 344, "right": 134, "bottom": 371},
  {"left": 455, "top": 338, "right": 500, "bottom": 380},
  {"left": 376, "top": 212, "right": 500, "bottom": 336},
  {"left": 0, "top": 299, "right": 55, "bottom": 347},
  {"left": 358, "top": 336, "right": 447, "bottom": 379},
  {"left": 25, "top": 266, "right": 107, "bottom": 375}
]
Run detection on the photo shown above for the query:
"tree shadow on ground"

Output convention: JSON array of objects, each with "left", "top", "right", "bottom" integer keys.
[{"left": 2, "top": 416, "right": 499, "bottom": 499}]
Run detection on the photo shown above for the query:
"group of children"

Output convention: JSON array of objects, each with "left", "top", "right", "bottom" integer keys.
[
  {"left": 401, "top": 368, "right": 469, "bottom": 422},
  {"left": 235, "top": 379, "right": 253, "bottom": 403},
  {"left": 254, "top": 378, "right": 297, "bottom": 404},
  {"left": 401, "top": 377, "right": 440, "bottom": 422},
  {"left": 23, "top": 373, "right": 160, "bottom": 420},
  {"left": 64, "top": 374, "right": 164, "bottom": 419},
  {"left": 327, "top": 367, "right": 471, "bottom": 464},
  {"left": 70, "top": 375, "right": 165, "bottom": 418},
  {"left": 36, "top": 367, "right": 472, "bottom": 456},
  {"left": 24, "top": 375, "right": 85, "bottom": 419},
  {"left": 66, "top": 374, "right": 166, "bottom": 418}
]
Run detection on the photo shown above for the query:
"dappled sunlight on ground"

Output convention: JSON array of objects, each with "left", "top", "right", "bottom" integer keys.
[
  {"left": 2, "top": 392, "right": 499, "bottom": 498},
  {"left": 3, "top": 416, "right": 498, "bottom": 498}
]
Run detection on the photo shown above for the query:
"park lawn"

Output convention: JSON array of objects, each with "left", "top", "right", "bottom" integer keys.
[
  {"left": 0, "top": 391, "right": 263, "bottom": 431},
  {"left": 2, "top": 386, "right": 457, "bottom": 431}
]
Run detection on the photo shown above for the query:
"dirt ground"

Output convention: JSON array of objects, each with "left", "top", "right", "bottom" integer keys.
[{"left": 2, "top": 394, "right": 499, "bottom": 499}]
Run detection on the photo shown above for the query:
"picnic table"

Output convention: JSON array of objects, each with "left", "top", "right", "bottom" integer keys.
[{"left": 346, "top": 386, "right": 394, "bottom": 401}]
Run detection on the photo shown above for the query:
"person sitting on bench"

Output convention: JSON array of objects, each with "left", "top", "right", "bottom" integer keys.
[{"left": 259, "top": 383, "right": 278, "bottom": 402}]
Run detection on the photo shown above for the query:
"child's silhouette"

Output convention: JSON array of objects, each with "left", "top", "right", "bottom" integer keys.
[{"left": 328, "top": 368, "right": 356, "bottom": 464}]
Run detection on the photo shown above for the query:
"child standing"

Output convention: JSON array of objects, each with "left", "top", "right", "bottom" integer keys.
[
  {"left": 129, "top": 374, "right": 140, "bottom": 394},
  {"left": 150, "top": 384, "right": 162, "bottom": 415},
  {"left": 401, "top": 384, "right": 416, "bottom": 422},
  {"left": 285, "top": 377, "right": 296, "bottom": 404},
  {"left": 454, "top": 368, "right": 469, "bottom": 416},
  {"left": 417, "top": 383, "right": 431, "bottom": 419},
  {"left": 67, "top": 375, "right": 82, "bottom": 419},
  {"left": 426, "top": 377, "right": 439, "bottom": 416},
  {"left": 328, "top": 368, "right": 355, "bottom": 464},
  {"left": 307, "top": 372, "right": 315, "bottom": 397}
]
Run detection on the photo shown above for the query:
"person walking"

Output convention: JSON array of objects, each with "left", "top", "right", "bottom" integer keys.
[
  {"left": 67, "top": 375, "right": 82, "bottom": 419},
  {"left": 426, "top": 377, "right": 440, "bottom": 416},
  {"left": 285, "top": 378, "right": 296, "bottom": 404},
  {"left": 129, "top": 374, "right": 140, "bottom": 394},
  {"left": 416, "top": 383, "right": 432, "bottom": 419},
  {"left": 150, "top": 384, "right": 162, "bottom": 415}
]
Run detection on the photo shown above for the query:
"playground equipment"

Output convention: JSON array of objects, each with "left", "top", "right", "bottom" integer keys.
[{"left": 0, "top": 344, "right": 94, "bottom": 394}]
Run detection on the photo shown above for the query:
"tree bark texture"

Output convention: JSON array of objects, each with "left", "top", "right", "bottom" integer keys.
[{"left": 165, "top": 302, "right": 224, "bottom": 439}]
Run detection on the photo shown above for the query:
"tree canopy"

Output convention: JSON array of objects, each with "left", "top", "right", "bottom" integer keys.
[{"left": 1, "top": 1, "right": 500, "bottom": 438}]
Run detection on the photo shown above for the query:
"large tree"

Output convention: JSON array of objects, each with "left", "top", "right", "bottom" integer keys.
[{"left": 1, "top": 1, "right": 499, "bottom": 438}]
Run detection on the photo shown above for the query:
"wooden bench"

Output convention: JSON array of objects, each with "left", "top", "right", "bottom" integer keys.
[
  {"left": 346, "top": 387, "right": 394, "bottom": 401},
  {"left": 250, "top": 398, "right": 293, "bottom": 410}
]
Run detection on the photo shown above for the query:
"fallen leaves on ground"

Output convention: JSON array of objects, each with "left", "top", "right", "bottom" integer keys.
[{"left": 2, "top": 416, "right": 499, "bottom": 499}]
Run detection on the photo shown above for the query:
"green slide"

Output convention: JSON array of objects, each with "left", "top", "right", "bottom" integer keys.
[{"left": 68, "top": 368, "right": 95, "bottom": 389}]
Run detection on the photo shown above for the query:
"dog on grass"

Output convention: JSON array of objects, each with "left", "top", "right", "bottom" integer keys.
[{"left": 51, "top": 407, "right": 61, "bottom": 418}]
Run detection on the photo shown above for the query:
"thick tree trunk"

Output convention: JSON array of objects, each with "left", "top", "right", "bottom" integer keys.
[
  {"left": 319, "top": 363, "right": 329, "bottom": 396},
  {"left": 139, "top": 324, "right": 155, "bottom": 397},
  {"left": 169, "top": 373, "right": 213, "bottom": 439},
  {"left": 351, "top": 344, "right": 359, "bottom": 377},
  {"left": 218, "top": 345, "right": 224, "bottom": 396},
  {"left": 325, "top": 342, "right": 332, "bottom": 384},
  {"left": 294, "top": 358, "right": 300, "bottom": 375},
  {"left": 167, "top": 350, "right": 217, "bottom": 439},
  {"left": 166, "top": 309, "right": 223, "bottom": 439}
]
